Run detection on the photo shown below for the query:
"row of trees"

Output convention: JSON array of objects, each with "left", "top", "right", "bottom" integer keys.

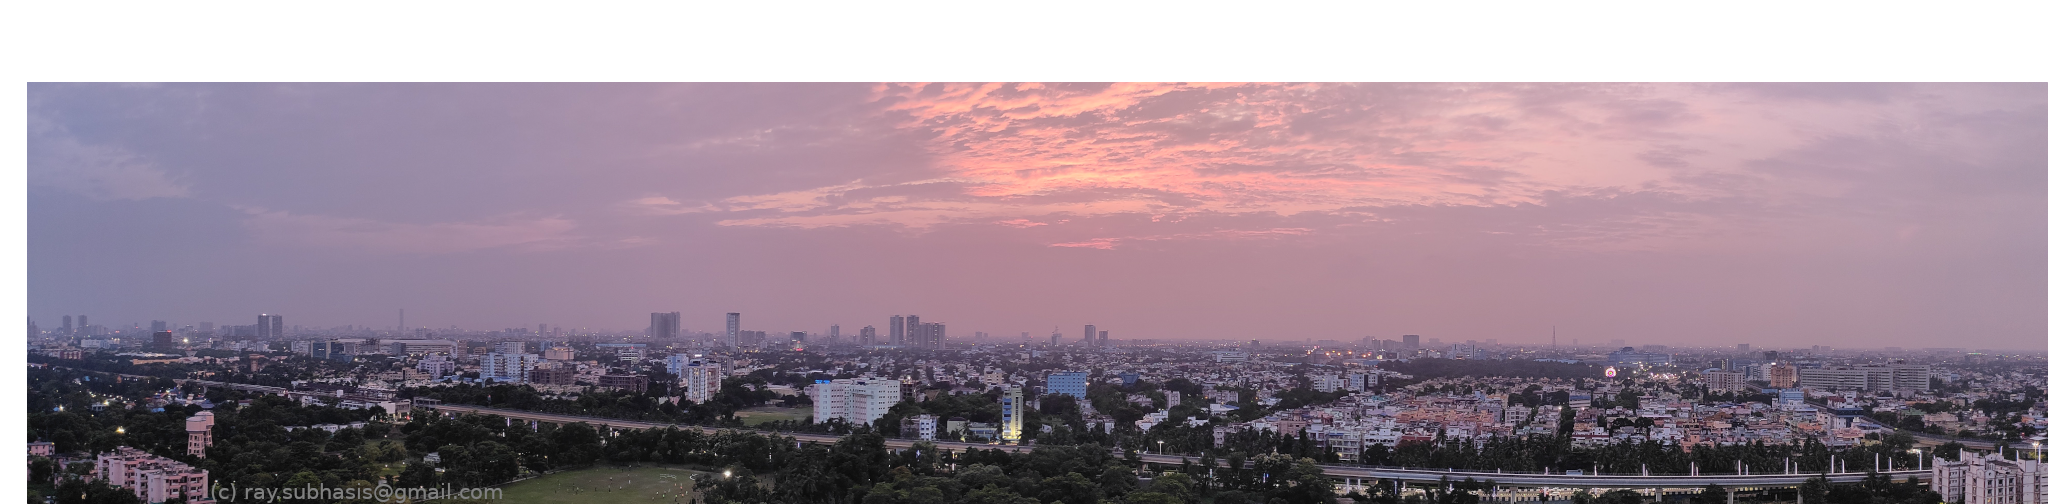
[{"left": 397, "top": 408, "right": 1339, "bottom": 504}]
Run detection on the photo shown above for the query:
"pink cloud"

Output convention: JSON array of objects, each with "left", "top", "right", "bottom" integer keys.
[
  {"left": 1049, "top": 238, "right": 1119, "bottom": 250},
  {"left": 1048, "top": 227, "right": 1314, "bottom": 250},
  {"left": 996, "top": 219, "right": 1048, "bottom": 228},
  {"left": 237, "top": 207, "right": 589, "bottom": 255}
]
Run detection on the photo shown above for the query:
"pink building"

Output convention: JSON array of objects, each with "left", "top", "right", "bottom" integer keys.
[{"left": 93, "top": 446, "right": 212, "bottom": 504}]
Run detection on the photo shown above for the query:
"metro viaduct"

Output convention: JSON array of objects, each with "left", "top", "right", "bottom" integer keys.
[{"left": 421, "top": 403, "right": 1934, "bottom": 501}]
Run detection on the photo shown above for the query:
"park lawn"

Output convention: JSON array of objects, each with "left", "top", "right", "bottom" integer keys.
[
  {"left": 734, "top": 406, "right": 812, "bottom": 426},
  {"left": 495, "top": 465, "right": 705, "bottom": 504}
]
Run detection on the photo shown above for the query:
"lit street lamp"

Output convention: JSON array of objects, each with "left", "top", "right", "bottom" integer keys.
[{"left": 1908, "top": 449, "right": 1923, "bottom": 470}]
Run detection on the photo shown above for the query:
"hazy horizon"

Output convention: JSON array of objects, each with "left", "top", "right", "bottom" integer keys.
[{"left": 27, "top": 83, "right": 2048, "bottom": 349}]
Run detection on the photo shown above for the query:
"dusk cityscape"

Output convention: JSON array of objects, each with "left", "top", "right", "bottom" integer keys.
[{"left": 22, "top": 83, "right": 2048, "bottom": 504}]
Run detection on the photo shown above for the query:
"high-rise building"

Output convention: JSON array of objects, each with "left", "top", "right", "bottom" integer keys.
[
  {"left": 1737, "top": 343, "right": 1751, "bottom": 352},
  {"left": 1084, "top": 325, "right": 1096, "bottom": 347},
  {"left": 62, "top": 315, "right": 73, "bottom": 335},
  {"left": 1403, "top": 334, "right": 1421, "bottom": 348},
  {"left": 152, "top": 331, "right": 175, "bottom": 349},
  {"left": 150, "top": 321, "right": 169, "bottom": 332},
  {"left": 1310, "top": 373, "right": 1342, "bottom": 392},
  {"left": 1769, "top": 363, "right": 1799, "bottom": 388},
  {"left": 1050, "top": 333, "right": 1062, "bottom": 346},
  {"left": 479, "top": 352, "right": 541, "bottom": 383},
  {"left": 830, "top": 324, "right": 840, "bottom": 341},
  {"left": 1345, "top": 371, "right": 1379, "bottom": 390},
  {"left": 1097, "top": 330, "right": 1109, "bottom": 347},
  {"left": 889, "top": 315, "right": 905, "bottom": 346},
  {"left": 1703, "top": 370, "right": 1745, "bottom": 392},
  {"left": 256, "top": 314, "right": 283, "bottom": 339},
  {"left": 905, "top": 315, "right": 922, "bottom": 347},
  {"left": 493, "top": 341, "right": 527, "bottom": 354},
  {"left": 859, "top": 325, "right": 877, "bottom": 346},
  {"left": 913, "top": 322, "right": 945, "bottom": 350},
  {"left": 650, "top": 312, "right": 681, "bottom": 339},
  {"left": 1047, "top": 372, "right": 1088, "bottom": 397},
  {"left": 669, "top": 356, "right": 723, "bottom": 403},
  {"left": 810, "top": 378, "right": 903, "bottom": 426},
  {"left": 999, "top": 387, "right": 1024, "bottom": 444},
  {"left": 78, "top": 315, "right": 88, "bottom": 335},
  {"left": 725, "top": 312, "right": 740, "bottom": 347}
]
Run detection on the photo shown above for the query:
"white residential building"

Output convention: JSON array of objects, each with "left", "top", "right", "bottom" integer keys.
[
  {"left": 417, "top": 355, "right": 457, "bottom": 377},
  {"left": 1935, "top": 451, "right": 2046, "bottom": 504},
  {"left": 669, "top": 356, "right": 722, "bottom": 404},
  {"left": 1310, "top": 374, "right": 1342, "bottom": 393},
  {"left": 811, "top": 378, "right": 902, "bottom": 426},
  {"left": 478, "top": 352, "right": 540, "bottom": 383},
  {"left": 1345, "top": 372, "right": 1379, "bottom": 391}
]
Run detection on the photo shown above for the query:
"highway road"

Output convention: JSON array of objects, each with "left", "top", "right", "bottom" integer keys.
[{"left": 420, "top": 403, "right": 1934, "bottom": 490}]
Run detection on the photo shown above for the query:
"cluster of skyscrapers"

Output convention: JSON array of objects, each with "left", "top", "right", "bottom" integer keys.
[
  {"left": 642, "top": 311, "right": 963, "bottom": 350},
  {"left": 887, "top": 315, "right": 946, "bottom": 349}
]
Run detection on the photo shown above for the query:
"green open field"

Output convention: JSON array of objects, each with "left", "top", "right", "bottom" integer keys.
[
  {"left": 733, "top": 406, "right": 811, "bottom": 426},
  {"left": 496, "top": 465, "right": 705, "bottom": 504}
]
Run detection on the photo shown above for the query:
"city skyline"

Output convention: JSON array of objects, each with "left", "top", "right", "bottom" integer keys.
[{"left": 26, "top": 83, "right": 2048, "bottom": 349}]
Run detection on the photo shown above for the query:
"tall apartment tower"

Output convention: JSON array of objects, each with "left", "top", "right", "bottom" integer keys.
[
  {"left": 1097, "top": 330, "right": 1109, "bottom": 347},
  {"left": 999, "top": 387, "right": 1024, "bottom": 444},
  {"left": 1403, "top": 334, "right": 1421, "bottom": 348},
  {"left": 62, "top": 315, "right": 72, "bottom": 335},
  {"left": 78, "top": 315, "right": 88, "bottom": 335},
  {"left": 859, "top": 325, "right": 877, "bottom": 346},
  {"left": 257, "top": 314, "right": 283, "bottom": 339},
  {"left": 905, "top": 315, "right": 922, "bottom": 347},
  {"left": 1084, "top": 325, "right": 1097, "bottom": 347},
  {"left": 650, "top": 312, "right": 681, "bottom": 338},
  {"left": 925, "top": 322, "right": 945, "bottom": 350},
  {"left": 667, "top": 356, "right": 723, "bottom": 404},
  {"left": 725, "top": 312, "right": 740, "bottom": 347},
  {"left": 1769, "top": 364, "right": 1799, "bottom": 388},
  {"left": 830, "top": 324, "right": 840, "bottom": 341},
  {"left": 889, "top": 315, "right": 906, "bottom": 346}
]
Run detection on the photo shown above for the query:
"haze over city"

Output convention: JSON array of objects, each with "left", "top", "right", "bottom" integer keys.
[{"left": 26, "top": 83, "right": 2048, "bottom": 350}]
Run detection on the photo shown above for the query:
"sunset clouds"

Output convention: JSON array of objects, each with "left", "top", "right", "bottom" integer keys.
[
  {"left": 26, "top": 83, "right": 2048, "bottom": 347},
  {"left": 659, "top": 83, "right": 2047, "bottom": 254}
]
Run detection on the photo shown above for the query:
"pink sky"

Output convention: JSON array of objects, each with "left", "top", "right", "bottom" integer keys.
[{"left": 26, "top": 83, "right": 2048, "bottom": 349}]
